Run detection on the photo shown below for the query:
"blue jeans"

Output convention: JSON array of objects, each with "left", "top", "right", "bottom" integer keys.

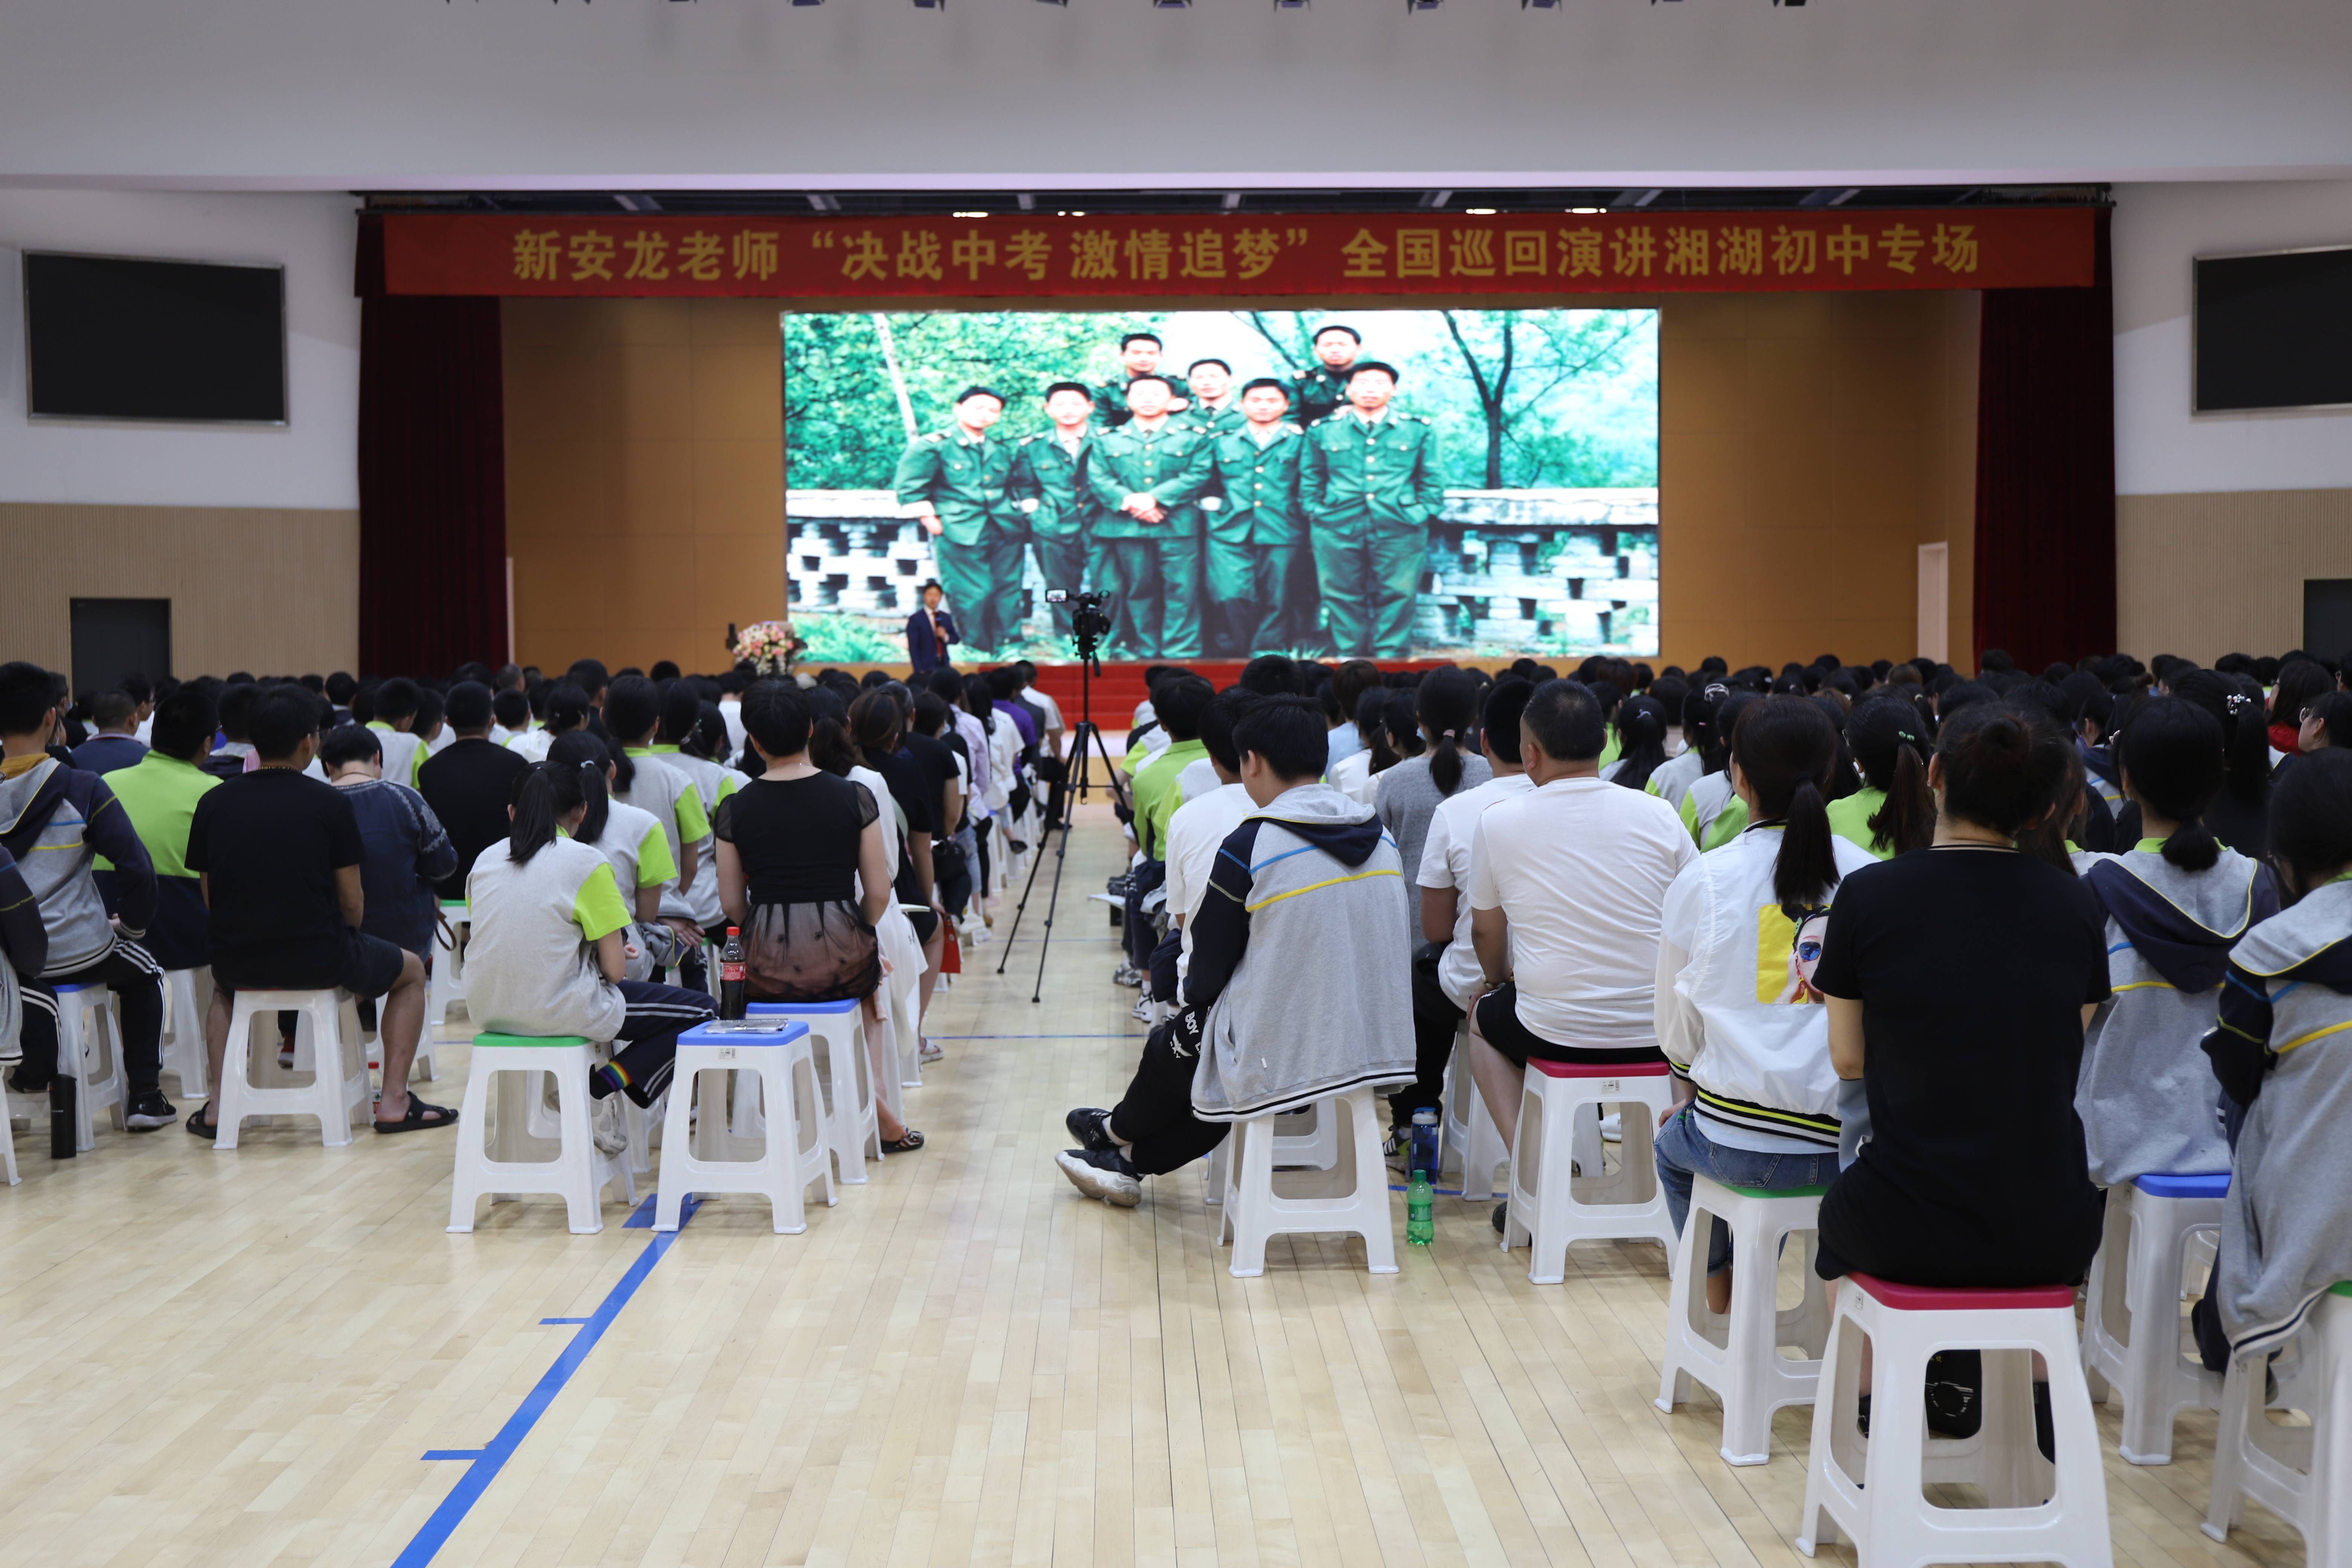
[{"left": 1654, "top": 1105, "right": 1839, "bottom": 1276}]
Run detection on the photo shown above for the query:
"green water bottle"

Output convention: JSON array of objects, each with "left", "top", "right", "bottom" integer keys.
[{"left": 1407, "top": 1168, "right": 1434, "bottom": 1247}]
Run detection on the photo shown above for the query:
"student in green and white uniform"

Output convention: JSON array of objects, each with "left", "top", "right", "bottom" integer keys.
[
  {"left": 1827, "top": 698, "right": 1936, "bottom": 861},
  {"left": 1645, "top": 683, "right": 1725, "bottom": 812},
  {"left": 654, "top": 685, "right": 741, "bottom": 958},
  {"left": 366, "top": 677, "right": 428, "bottom": 788},
  {"left": 549, "top": 732, "right": 679, "bottom": 984},
  {"left": 460, "top": 758, "right": 713, "bottom": 1110},
  {"left": 1678, "top": 691, "right": 1762, "bottom": 850},
  {"left": 601, "top": 677, "right": 710, "bottom": 976}
]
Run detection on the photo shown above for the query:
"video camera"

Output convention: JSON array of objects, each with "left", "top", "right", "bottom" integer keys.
[{"left": 1043, "top": 587, "right": 1113, "bottom": 664}]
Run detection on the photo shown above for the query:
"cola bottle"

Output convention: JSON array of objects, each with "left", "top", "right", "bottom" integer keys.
[{"left": 718, "top": 925, "right": 747, "bottom": 1021}]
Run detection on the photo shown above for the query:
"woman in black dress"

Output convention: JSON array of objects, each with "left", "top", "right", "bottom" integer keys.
[
  {"left": 717, "top": 681, "right": 921, "bottom": 1152},
  {"left": 1813, "top": 701, "right": 2111, "bottom": 1289}
]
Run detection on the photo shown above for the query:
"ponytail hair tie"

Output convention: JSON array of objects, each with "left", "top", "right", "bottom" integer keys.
[{"left": 1441, "top": 729, "right": 1458, "bottom": 741}]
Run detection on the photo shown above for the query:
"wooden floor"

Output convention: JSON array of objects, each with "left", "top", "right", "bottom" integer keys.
[{"left": 0, "top": 804, "right": 2311, "bottom": 1567}]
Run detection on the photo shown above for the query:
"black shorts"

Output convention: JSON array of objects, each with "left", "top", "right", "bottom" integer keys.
[
  {"left": 1472, "top": 983, "right": 1666, "bottom": 1068},
  {"left": 214, "top": 929, "right": 410, "bottom": 1003}
]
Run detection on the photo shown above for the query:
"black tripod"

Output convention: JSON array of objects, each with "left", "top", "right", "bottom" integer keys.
[{"left": 997, "top": 607, "right": 1129, "bottom": 1003}]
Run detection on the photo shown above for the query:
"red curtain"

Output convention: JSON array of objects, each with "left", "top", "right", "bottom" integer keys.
[
  {"left": 354, "top": 217, "right": 508, "bottom": 677},
  {"left": 1971, "top": 208, "right": 2116, "bottom": 671}
]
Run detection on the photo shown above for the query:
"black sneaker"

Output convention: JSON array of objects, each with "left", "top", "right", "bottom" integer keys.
[
  {"left": 1055, "top": 1147, "right": 1142, "bottom": 1207},
  {"left": 1493, "top": 1201, "right": 1510, "bottom": 1236},
  {"left": 1066, "top": 1107, "right": 1118, "bottom": 1152},
  {"left": 125, "top": 1090, "right": 178, "bottom": 1132}
]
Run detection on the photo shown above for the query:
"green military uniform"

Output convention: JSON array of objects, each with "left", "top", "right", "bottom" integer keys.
[
  {"left": 1298, "top": 407, "right": 1442, "bottom": 658},
  {"left": 892, "top": 426, "right": 1026, "bottom": 654},
  {"left": 1006, "top": 429, "right": 1098, "bottom": 642},
  {"left": 1091, "top": 374, "right": 1191, "bottom": 429},
  {"left": 1174, "top": 400, "right": 1245, "bottom": 439},
  {"left": 1085, "top": 416, "right": 1213, "bottom": 659},
  {"left": 1290, "top": 361, "right": 1363, "bottom": 430},
  {"left": 1202, "top": 422, "right": 1311, "bottom": 655}
]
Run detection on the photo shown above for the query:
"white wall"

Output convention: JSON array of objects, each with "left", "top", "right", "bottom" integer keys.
[
  {"left": 0, "top": 189, "right": 360, "bottom": 509},
  {"left": 1, "top": 0, "right": 2349, "bottom": 190},
  {"left": 2112, "top": 179, "right": 2352, "bottom": 497}
]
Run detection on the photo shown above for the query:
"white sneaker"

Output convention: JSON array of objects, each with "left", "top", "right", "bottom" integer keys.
[
  {"left": 1130, "top": 996, "right": 1156, "bottom": 1025},
  {"left": 591, "top": 1098, "right": 629, "bottom": 1158},
  {"left": 1111, "top": 961, "right": 1142, "bottom": 988},
  {"left": 1600, "top": 1112, "right": 1623, "bottom": 1144}
]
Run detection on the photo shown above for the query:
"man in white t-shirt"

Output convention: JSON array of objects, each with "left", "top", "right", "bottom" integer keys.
[
  {"left": 1400, "top": 677, "right": 1537, "bottom": 1138},
  {"left": 1465, "top": 679, "right": 1695, "bottom": 1176},
  {"left": 1153, "top": 692, "right": 1259, "bottom": 1002}
]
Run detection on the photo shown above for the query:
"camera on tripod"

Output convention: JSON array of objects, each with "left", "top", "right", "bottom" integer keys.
[{"left": 1043, "top": 588, "right": 1113, "bottom": 661}]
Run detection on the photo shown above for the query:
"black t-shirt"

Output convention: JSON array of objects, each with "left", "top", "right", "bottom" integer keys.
[
  {"left": 715, "top": 774, "right": 878, "bottom": 905},
  {"left": 185, "top": 768, "right": 364, "bottom": 987},
  {"left": 1811, "top": 844, "right": 2113, "bottom": 1288},
  {"left": 416, "top": 737, "right": 532, "bottom": 899},
  {"left": 865, "top": 749, "right": 934, "bottom": 839},
  {"left": 901, "top": 735, "right": 960, "bottom": 837}
]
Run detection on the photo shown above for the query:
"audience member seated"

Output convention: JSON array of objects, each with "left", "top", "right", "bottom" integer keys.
[
  {"left": 320, "top": 725, "right": 459, "bottom": 990},
  {"left": 461, "top": 762, "right": 713, "bottom": 1115},
  {"left": 2295, "top": 688, "right": 2352, "bottom": 753},
  {"left": 69, "top": 690, "right": 148, "bottom": 775},
  {"left": 2135, "top": 668, "right": 2270, "bottom": 858},
  {"left": 1655, "top": 697, "right": 1876, "bottom": 1314},
  {"left": 2075, "top": 697, "right": 2277, "bottom": 1188},
  {"left": 1827, "top": 697, "right": 1936, "bottom": 860},
  {"left": 0, "top": 845, "right": 46, "bottom": 1064},
  {"left": 93, "top": 686, "right": 220, "bottom": 984},
  {"left": 1679, "top": 689, "right": 1761, "bottom": 849},
  {"left": 1599, "top": 695, "right": 1670, "bottom": 791},
  {"left": 1114, "top": 675, "right": 1213, "bottom": 991},
  {"left": 1057, "top": 695, "right": 1415, "bottom": 1205},
  {"left": 544, "top": 732, "right": 680, "bottom": 981},
  {"left": 1403, "top": 677, "right": 1536, "bottom": 1145},
  {"left": 366, "top": 678, "right": 428, "bottom": 788},
  {"left": 717, "top": 681, "right": 920, "bottom": 1152},
  {"left": 1324, "top": 659, "right": 1382, "bottom": 772},
  {"left": 1813, "top": 703, "right": 2107, "bottom": 1289},
  {"left": 848, "top": 688, "right": 947, "bottom": 1025},
  {"left": 0, "top": 662, "right": 175, "bottom": 1130},
  {"left": 653, "top": 683, "right": 737, "bottom": 960},
  {"left": 605, "top": 675, "right": 709, "bottom": 986},
  {"left": 184, "top": 686, "right": 451, "bottom": 1136},
  {"left": 2194, "top": 749, "right": 2352, "bottom": 1369},
  {"left": 417, "top": 680, "right": 531, "bottom": 901},
  {"left": 1376, "top": 667, "right": 1491, "bottom": 952},
  {"left": 1328, "top": 688, "right": 1393, "bottom": 805},
  {"left": 203, "top": 682, "right": 260, "bottom": 781},
  {"left": 1150, "top": 690, "right": 1261, "bottom": 1008},
  {"left": 1644, "top": 681, "right": 1724, "bottom": 812}
]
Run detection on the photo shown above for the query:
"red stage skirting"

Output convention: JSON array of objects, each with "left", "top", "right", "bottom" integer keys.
[{"left": 1024, "top": 659, "right": 1455, "bottom": 725}]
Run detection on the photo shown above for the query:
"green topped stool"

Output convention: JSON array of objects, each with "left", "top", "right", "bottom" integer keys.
[
  {"left": 1656, "top": 1174, "right": 1835, "bottom": 1465},
  {"left": 447, "top": 1033, "right": 634, "bottom": 1234}
]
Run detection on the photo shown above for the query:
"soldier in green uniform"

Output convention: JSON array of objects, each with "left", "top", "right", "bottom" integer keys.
[
  {"left": 1289, "top": 323, "right": 1365, "bottom": 431},
  {"left": 1006, "top": 381, "right": 1099, "bottom": 643},
  {"left": 1091, "top": 332, "right": 1191, "bottom": 428},
  {"left": 1175, "top": 358, "right": 1245, "bottom": 439},
  {"left": 1199, "top": 378, "right": 1311, "bottom": 655},
  {"left": 1085, "top": 375, "right": 1213, "bottom": 660},
  {"left": 892, "top": 386, "right": 1027, "bottom": 654},
  {"left": 1299, "top": 361, "right": 1442, "bottom": 660}
]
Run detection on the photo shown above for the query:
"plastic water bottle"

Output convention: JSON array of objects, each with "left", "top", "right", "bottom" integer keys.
[
  {"left": 1410, "top": 1106, "right": 1442, "bottom": 1184},
  {"left": 1407, "top": 1169, "right": 1435, "bottom": 1247},
  {"left": 718, "top": 925, "right": 746, "bottom": 1021}
]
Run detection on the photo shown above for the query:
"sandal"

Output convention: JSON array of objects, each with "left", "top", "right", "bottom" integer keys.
[
  {"left": 880, "top": 1128, "right": 925, "bottom": 1153},
  {"left": 373, "top": 1097, "right": 460, "bottom": 1134}
]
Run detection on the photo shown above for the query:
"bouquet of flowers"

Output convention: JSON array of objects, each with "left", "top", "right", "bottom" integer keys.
[{"left": 729, "top": 620, "right": 803, "bottom": 678}]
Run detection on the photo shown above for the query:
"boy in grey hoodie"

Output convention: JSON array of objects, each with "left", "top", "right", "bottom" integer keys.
[
  {"left": 1058, "top": 695, "right": 1415, "bottom": 1206},
  {"left": 0, "top": 663, "right": 173, "bottom": 1130}
]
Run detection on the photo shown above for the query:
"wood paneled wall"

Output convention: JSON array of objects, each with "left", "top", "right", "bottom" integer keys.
[
  {"left": 2118, "top": 487, "right": 2352, "bottom": 662},
  {"left": 501, "top": 291, "right": 1977, "bottom": 675},
  {"left": 0, "top": 502, "right": 358, "bottom": 677},
  {"left": 502, "top": 298, "right": 785, "bottom": 675}
]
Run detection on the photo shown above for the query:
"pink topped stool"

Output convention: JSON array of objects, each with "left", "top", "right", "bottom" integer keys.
[{"left": 1501, "top": 1055, "right": 1676, "bottom": 1285}]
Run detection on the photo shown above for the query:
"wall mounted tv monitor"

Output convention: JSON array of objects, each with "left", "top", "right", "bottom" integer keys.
[
  {"left": 2193, "top": 243, "right": 2352, "bottom": 414},
  {"left": 23, "top": 251, "right": 287, "bottom": 423}
]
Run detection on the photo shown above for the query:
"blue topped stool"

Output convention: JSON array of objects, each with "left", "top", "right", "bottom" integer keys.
[
  {"left": 2083, "top": 1170, "right": 2230, "bottom": 1464},
  {"left": 658, "top": 1018, "right": 830, "bottom": 1234},
  {"left": 744, "top": 1001, "right": 880, "bottom": 1184}
]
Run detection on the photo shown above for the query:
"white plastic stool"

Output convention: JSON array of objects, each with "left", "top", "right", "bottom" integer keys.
[
  {"left": 54, "top": 983, "right": 127, "bottom": 1150},
  {"left": 2203, "top": 1281, "right": 2352, "bottom": 1559},
  {"left": 1795, "top": 1272, "right": 2112, "bottom": 1567},
  {"left": 1217, "top": 1086, "right": 1397, "bottom": 1279},
  {"left": 160, "top": 968, "right": 209, "bottom": 1099},
  {"left": 1655, "top": 1175, "right": 1834, "bottom": 1465},
  {"left": 657, "top": 1020, "right": 832, "bottom": 1234},
  {"left": 2082, "top": 1170, "right": 2227, "bottom": 1464},
  {"left": 448, "top": 1033, "right": 634, "bottom": 1234},
  {"left": 215, "top": 989, "right": 369, "bottom": 1148},
  {"left": 1503, "top": 1057, "right": 1677, "bottom": 1284},
  {"left": 747, "top": 1001, "right": 880, "bottom": 1184},
  {"left": 1441, "top": 1041, "right": 1513, "bottom": 1202},
  {"left": 423, "top": 940, "right": 465, "bottom": 1040}
]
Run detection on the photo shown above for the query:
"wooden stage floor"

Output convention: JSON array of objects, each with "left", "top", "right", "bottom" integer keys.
[{"left": 0, "top": 805, "right": 2305, "bottom": 1566}]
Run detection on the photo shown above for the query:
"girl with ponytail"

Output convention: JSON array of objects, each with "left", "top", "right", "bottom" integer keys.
[
  {"left": 1602, "top": 695, "right": 1671, "bottom": 793},
  {"left": 2075, "top": 696, "right": 2280, "bottom": 1187},
  {"left": 1654, "top": 695, "right": 1879, "bottom": 1314},
  {"left": 1830, "top": 697, "right": 1936, "bottom": 859},
  {"left": 462, "top": 760, "right": 715, "bottom": 1121},
  {"left": 1377, "top": 667, "right": 1492, "bottom": 951},
  {"left": 2158, "top": 669, "right": 2272, "bottom": 858},
  {"left": 1680, "top": 689, "right": 1762, "bottom": 850},
  {"left": 548, "top": 731, "right": 680, "bottom": 981},
  {"left": 1645, "top": 681, "right": 1726, "bottom": 811}
]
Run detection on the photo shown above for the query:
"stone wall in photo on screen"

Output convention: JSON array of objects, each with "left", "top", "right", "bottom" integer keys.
[{"left": 785, "top": 487, "right": 1657, "bottom": 658}]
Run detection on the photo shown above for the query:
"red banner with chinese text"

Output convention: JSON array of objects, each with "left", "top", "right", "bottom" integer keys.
[{"left": 381, "top": 208, "right": 2093, "bottom": 299}]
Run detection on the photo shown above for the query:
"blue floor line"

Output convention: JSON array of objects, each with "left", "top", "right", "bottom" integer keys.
[{"left": 392, "top": 1192, "right": 693, "bottom": 1567}]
